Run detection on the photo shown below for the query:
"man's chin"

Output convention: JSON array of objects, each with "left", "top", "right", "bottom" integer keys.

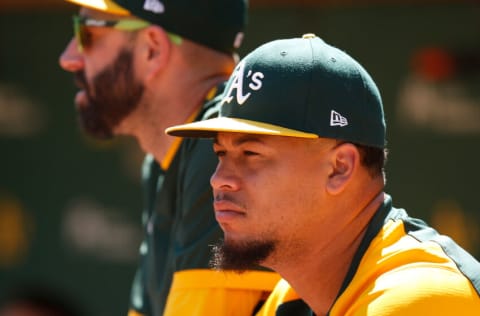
[
  {"left": 85, "top": 126, "right": 114, "bottom": 140},
  {"left": 78, "top": 114, "right": 115, "bottom": 140},
  {"left": 210, "top": 239, "right": 275, "bottom": 273}
]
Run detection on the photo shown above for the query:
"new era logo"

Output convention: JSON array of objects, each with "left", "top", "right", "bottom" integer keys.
[
  {"left": 144, "top": 0, "right": 165, "bottom": 14},
  {"left": 330, "top": 110, "right": 348, "bottom": 127}
]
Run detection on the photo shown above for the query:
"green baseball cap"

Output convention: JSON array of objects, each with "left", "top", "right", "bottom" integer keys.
[
  {"left": 114, "top": 0, "right": 247, "bottom": 54},
  {"left": 65, "top": 0, "right": 247, "bottom": 54},
  {"left": 166, "top": 34, "right": 386, "bottom": 148}
]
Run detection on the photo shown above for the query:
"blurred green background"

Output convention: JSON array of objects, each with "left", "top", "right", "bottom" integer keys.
[{"left": 1, "top": 1, "right": 479, "bottom": 315}]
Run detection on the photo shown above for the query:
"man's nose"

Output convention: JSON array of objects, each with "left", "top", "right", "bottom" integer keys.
[
  {"left": 210, "top": 161, "right": 240, "bottom": 193},
  {"left": 59, "top": 38, "right": 84, "bottom": 72}
]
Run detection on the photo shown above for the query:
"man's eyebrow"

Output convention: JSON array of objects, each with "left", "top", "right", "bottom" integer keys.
[{"left": 214, "top": 134, "right": 266, "bottom": 147}]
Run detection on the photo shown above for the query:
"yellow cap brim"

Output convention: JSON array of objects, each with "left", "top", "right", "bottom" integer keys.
[
  {"left": 165, "top": 117, "right": 319, "bottom": 139},
  {"left": 65, "top": 0, "right": 130, "bottom": 16}
]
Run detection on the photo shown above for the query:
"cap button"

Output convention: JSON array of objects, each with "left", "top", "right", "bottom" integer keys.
[{"left": 302, "top": 33, "right": 316, "bottom": 39}]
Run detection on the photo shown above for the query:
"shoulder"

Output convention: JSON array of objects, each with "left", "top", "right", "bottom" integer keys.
[
  {"left": 360, "top": 265, "right": 480, "bottom": 315},
  {"left": 332, "top": 213, "right": 480, "bottom": 315}
]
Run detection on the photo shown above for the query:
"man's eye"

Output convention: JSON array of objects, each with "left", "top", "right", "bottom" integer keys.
[
  {"left": 243, "top": 150, "right": 258, "bottom": 156},
  {"left": 214, "top": 150, "right": 226, "bottom": 157},
  {"left": 80, "top": 28, "right": 93, "bottom": 48}
]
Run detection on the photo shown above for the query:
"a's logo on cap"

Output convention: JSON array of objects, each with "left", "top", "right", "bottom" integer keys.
[
  {"left": 144, "top": 0, "right": 165, "bottom": 14},
  {"left": 330, "top": 110, "right": 348, "bottom": 127},
  {"left": 222, "top": 60, "right": 264, "bottom": 106}
]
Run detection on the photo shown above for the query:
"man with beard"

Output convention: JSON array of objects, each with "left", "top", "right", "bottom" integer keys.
[
  {"left": 59, "top": 0, "right": 280, "bottom": 315},
  {"left": 166, "top": 34, "right": 480, "bottom": 316}
]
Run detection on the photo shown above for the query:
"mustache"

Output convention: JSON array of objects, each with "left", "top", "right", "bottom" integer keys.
[
  {"left": 214, "top": 193, "right": 246, "bottom": 209},
  {"left": 73, "top": 71, "right": 87, "bottom": 90}
]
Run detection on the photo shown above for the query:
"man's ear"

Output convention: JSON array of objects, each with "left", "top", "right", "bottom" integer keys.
[
  {"left": 326, "top": 143, "right": 358, "bottom": 195},
  {"left": 139, "top": 25, "right": 172, "bottom": 82}
]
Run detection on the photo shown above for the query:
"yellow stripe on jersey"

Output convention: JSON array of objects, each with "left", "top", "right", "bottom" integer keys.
[
  {"left": 161, "top": 85, "right": 218, "bottom": 170},
  {"left": 160, "top": 108, "right": 201, "bottom": 170},
  {"left": 163, "top": 269, "right": 281, "bottom": 316},
  {"left": 170, "top": 269, "right": 281, "bottom": 290},
  {"left": 127, "top": 309, "right": 145, "bottom": 316},
  {"left": 255, "top": 278, "right": 301, "bottom": 316}
]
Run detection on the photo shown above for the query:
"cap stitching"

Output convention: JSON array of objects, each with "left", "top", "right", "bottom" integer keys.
[
  {"left": 304, "top": 38, "right": 315, "bottom": 133},
  {"left": 346, "top": 53, "right": 367, "bottom": 145}
]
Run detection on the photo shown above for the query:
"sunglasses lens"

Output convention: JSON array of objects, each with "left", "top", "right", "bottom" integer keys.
[
  {"left": 71, "top": 15, "right": 149, "bottom": 52},
  {"left": 73, "top": 16, "right": 92, "bottom": 52}
]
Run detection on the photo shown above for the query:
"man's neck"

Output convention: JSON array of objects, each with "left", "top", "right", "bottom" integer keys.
[
  {"left": 131, "top": 74, "right": 228, "bottom": 164},
  {"left": 274, "top": 191, "right": 385, "bottom": 316}
]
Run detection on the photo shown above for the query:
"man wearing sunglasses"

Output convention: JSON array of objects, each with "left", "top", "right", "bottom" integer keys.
[{"left": 59, "top": 0, "right": 280, "bottom": 316}]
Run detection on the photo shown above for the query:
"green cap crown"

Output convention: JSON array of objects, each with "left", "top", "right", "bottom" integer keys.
[
  {"left": 113, "top": 0, "right": 247, "bottom": 54},
  {"left": 167, "top": 34, "right": 386, "bottom": 148}
]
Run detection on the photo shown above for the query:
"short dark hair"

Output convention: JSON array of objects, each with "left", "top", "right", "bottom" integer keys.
[
  {"left": 354, "top": 143, "right": 388, "bottom": 179},
  {"left": 334, "top": 141, "right": 387, "bottom": 179}
]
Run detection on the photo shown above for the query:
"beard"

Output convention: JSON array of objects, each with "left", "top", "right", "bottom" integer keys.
[
  {"left": 210, "top": 238, "right": 276, "bottom": 273},
  {"left": 74, "top": 48, "right": 144, "bottom": 139}
]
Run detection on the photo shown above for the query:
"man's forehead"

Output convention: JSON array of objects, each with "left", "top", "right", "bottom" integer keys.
[
  {"left": 214, "top": 132, "right": 324, "bottom": 148},
  {"left": 214, "top": 133, "right": 267, "bottom": 146}
]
